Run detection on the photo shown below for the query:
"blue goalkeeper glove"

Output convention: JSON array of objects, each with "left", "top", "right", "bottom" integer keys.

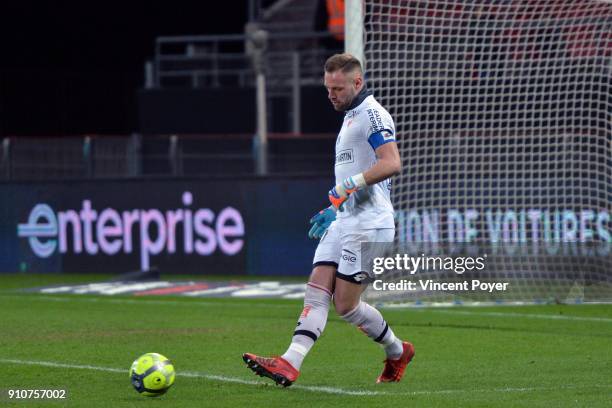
[{"left": 308, "top": 206, "right": 336, "bottom": 239}]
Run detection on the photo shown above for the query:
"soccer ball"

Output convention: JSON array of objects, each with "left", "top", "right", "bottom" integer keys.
[{"left": 130, "top": 352, "right": 175, "bottom": 397}]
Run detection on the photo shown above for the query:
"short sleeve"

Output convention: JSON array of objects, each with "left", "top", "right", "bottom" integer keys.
[{"left": 365, "top": 107, "right": 395, "bottom": 150}]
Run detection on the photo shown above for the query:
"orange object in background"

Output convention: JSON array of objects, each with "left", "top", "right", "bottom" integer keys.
[{"left": 326, "top": 0, "right": 345, "bottom": 41}]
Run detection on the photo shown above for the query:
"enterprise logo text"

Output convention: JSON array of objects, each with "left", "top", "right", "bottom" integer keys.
[{"left": 17, "top": 191, "right": 244, "bottom": 270}]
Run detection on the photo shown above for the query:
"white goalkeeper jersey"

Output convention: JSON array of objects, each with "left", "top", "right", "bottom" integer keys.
[{"left": 334, "top": 89, "right": 396, "bottom": 230}]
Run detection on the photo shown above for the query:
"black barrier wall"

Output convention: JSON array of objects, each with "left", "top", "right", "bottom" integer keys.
[
  {"left": 138, "top": 86, "right": 343, "bottom": 134},
  {"left": 0, "top": 176, "right": 331, "bottom": 275}
]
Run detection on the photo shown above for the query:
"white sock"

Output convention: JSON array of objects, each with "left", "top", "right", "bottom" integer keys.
[
  {"left": 281, "top": 283, "right": 331, "bottom": 370},
  {"left": 381, "top": 331, "right": 404, "bottom": 359},
  {"left": 340, "top": 301, "right": 404, "bottom": 359}
]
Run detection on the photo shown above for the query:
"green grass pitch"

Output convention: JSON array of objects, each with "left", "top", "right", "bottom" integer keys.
[{"left": 1, "top": 274, "right": 611, "bottom": 407}]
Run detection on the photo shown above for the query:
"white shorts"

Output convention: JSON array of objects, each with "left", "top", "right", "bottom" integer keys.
[{"left": 312, "top": 221, "right": 394, "bottom": 284}]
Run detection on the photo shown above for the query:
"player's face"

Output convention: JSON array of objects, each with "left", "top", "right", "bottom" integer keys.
[{"left": 324, "top": 70, "right": 362, "bottom": 111}]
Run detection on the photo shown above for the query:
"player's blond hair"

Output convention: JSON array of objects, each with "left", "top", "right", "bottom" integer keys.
[{"left": 324, "top": 53, "right": 362, "bottom": 74}]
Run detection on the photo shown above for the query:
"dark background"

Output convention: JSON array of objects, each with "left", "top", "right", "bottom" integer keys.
[{"left": 0, "top": 1, "right": 254, "bottom": 136}]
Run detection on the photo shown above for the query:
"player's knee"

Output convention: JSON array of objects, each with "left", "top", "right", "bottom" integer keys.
[
  {"left": 304, "top": 282, "right": 332, "bottom": 308},
  {"left": 309, "top": 265, "right": 335, "bottom": 292},
  {"left": 333, "top": 297, "right": 360, "bottom": 316}
]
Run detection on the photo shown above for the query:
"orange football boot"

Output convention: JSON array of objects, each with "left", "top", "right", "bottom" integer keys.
[
  {"left": 242, "top": 353, "right": 300, "bottom": 387},
  {"left": 376, "top": 342, "right": 415, "bottom": 383}
]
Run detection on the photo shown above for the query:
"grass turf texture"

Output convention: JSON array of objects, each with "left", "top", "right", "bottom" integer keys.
[{"left": 0, "top": 274, "right": 611, "bottom": 407}]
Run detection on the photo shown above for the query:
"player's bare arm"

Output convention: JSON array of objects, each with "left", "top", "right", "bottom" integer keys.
[{"left": 363, "top": 141, "right": 401, "bottom": 185}]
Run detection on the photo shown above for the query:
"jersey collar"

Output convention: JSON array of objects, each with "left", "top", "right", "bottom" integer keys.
[{"left": 345, "top": 85, "right": 372, "bottom": 112}]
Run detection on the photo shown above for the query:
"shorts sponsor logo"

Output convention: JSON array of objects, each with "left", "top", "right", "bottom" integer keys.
[
  {"left": 342, "top": 254, "right": 357, "bottom": 264},
  {"left": 341, "top": 249, "right": 357, "bottom": 264}
]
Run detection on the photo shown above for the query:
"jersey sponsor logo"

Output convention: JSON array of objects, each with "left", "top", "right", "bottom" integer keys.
[
  {"left": 367, "top": 108, "right": 385, "bottom": 133},
  {"left": 335, "top": 148, "right": 354, "bottom": 166}
]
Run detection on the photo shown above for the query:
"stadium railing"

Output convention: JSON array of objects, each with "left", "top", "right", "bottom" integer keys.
[
  {"left": 145, "top": 31, "right": 341, "bottom": 135},
  {"left": 0, "top": 133, "right": 335, "bottom": 181}
]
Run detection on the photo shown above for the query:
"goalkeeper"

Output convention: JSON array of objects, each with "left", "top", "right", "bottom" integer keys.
[{"left": 243, "top": 53, "right": 414, "bottom": 386}]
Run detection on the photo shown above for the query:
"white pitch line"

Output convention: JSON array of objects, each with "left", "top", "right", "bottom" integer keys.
[
  {"left": 0, "top": 358, "right": 380, "bottom": 396},
  {"left": 427, "top": 309, "right": 612, "bottom": 323},
  {"left": 2, "top": 358, "right": 611, "bottom": 397},
  {"left": 1, "top": 358, "right": 125, "bottom": 374}
]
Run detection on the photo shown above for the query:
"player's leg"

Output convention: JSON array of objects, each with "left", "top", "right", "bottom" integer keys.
[
  {"left": 242, "top": 223, "right": 339, "bottom": 386},
  {"left": 280, "top": 264, "right": 333, "bottom": 370},
  {"left": 334, "top": 277, "right": 406, "bottom": 361},
  {"left": 242, "top": 265, "right": 334, "bottom": 386},
  {"left": 280, "top": 224, "right": 340, "bottom": 371},
  {"left": 334, "top": 229, "right": 415, "bottom": 383}
]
